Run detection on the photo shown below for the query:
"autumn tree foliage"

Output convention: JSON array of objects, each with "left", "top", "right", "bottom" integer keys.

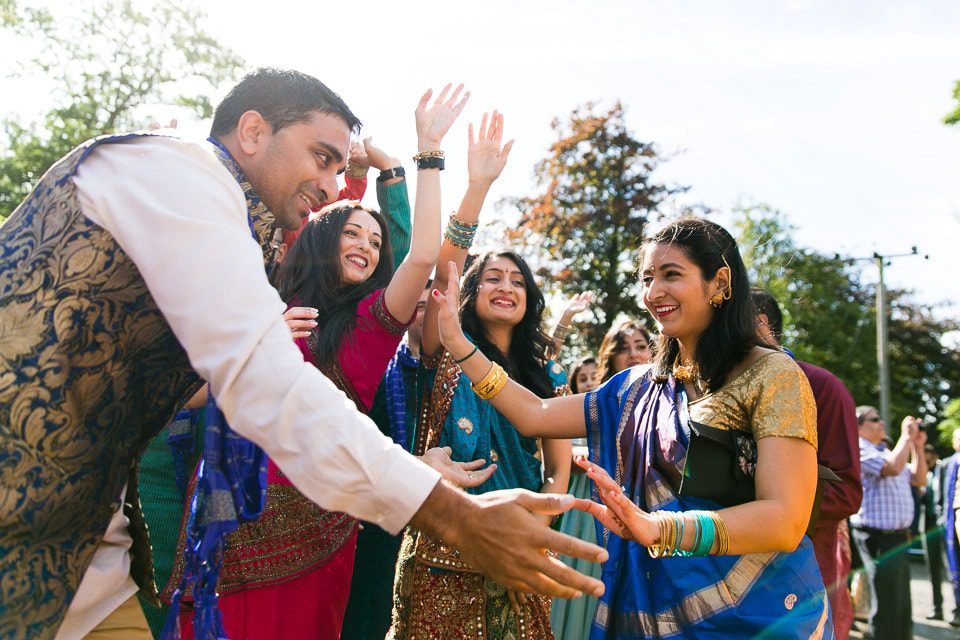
[{"left": 501, "top": 101, "right": 686, "bottom": 349}]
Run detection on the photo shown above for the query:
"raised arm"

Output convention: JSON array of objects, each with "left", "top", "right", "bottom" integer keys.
[
  {"left": 363, "top": 138, "right": 411, "bottom": 269},
  {"left": 546, "top": 291, "right": 594, "bottom": 360},
  {"left": 432, "top": 261, "right": 587, "bottom": 439},
  {"left": 384, "top": 84, "right": 468, "bottom": 321},
  {"left": 421, "top": 111, "right": 514, "bottom": 357}
]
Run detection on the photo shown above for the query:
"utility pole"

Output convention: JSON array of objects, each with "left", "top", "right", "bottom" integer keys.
[{"left": 839, "top": 247, "right": 928, "bottom": 428}]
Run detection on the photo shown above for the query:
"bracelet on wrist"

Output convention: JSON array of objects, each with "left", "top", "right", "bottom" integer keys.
[
  {"left": 444, "top": 214, "right": 478, "bottom": 249},
  {"left": 413, "top": 149, "right": 445, "bottom": 172},
  {"left": 471, "top": 362, "right": 508, "bottom": 401},
  {"left": 454, "top": 344, "right": 479, "bottom": 364},
  {"left": 413, "top": 149, "right": 444, "bottom": 160},
  {"left": 377, "top": 166, "right": 405, "bottom": 183},
  {"left": 345, "top": 163, "right": 369, "bottom": 178}
]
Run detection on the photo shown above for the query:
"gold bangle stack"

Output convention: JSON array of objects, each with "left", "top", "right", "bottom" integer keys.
[
  {"left": 711, "top": 512, "right": 730, "bottom": 555},
  {"left": 553, "top": 323, "right": 571, "bottom": 342},
  {"left": 471, "top": 362, "right": 508, "bottom": 400},
  {"left": 412, "top": 149, "right": 445, "bottom": 161},
  {"left": 648, "top": 512, "right": 675, "bottom": 559},
  {"left": 345, "top": 163, "right": 369, "bottom": 178}
]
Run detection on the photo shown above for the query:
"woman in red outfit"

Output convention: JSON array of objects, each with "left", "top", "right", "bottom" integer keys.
[{"left": 171, "top": 84, "right": 493, "bottom": 640}]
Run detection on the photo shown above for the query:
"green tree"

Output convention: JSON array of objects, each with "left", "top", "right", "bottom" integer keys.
[
  {"left": 735, "top": 204, "right": 960, "bottom": 433},
  {"left": 499, "top": 101, "right": 687, "bottom": 351},
  {"left": 945, "top": 79, "right": 960, "bottom": 126},
  {"left": 937, "top": 399, "right": 960, "bottom": 450},
  {"left": 0, "top": 0, "right": 244, "bottom": 222}
]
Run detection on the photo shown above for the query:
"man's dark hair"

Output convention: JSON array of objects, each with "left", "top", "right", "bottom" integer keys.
[
  {"left": 210, "top": 68, "right": 362, "bottom": 138},
  {"left": 750, "top": 289, "right": 783, "bottom": 342}
]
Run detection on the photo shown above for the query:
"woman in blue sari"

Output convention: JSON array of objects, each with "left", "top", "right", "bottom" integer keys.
[{"left": 431, "top": 217, "right": 833, "bottom": 639}]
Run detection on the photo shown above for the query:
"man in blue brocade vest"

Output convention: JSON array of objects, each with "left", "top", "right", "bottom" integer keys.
[{"left": 0, "top": 68, "right": 605, "bottom": 640}]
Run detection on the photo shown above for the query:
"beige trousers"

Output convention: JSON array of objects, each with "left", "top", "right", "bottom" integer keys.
[{"left": 82, "top": 595, "right": 152, "bottom": 640}]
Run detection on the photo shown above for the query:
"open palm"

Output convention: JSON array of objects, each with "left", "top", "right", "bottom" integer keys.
[
  {"left": 468, "top": 110, "right": 514, "bottom": 185},
  {"left": 416, "top": 83, "right": 470, "bottom": 148}
]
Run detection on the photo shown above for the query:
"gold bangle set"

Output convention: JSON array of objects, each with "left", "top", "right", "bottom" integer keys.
[
  {"left": 412, "top": 149, "right": 445, "bottom": 161},
  {"left": 471, "top": 362, "right": 508, "bottom": 400},
  {"left": 647, "top": 510, "right": 730, "bottom": 558}
]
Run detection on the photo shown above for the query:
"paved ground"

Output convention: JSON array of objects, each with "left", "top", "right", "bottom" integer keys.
[{"left": 849, "top": 555, "right": 958, "bottom": 640}]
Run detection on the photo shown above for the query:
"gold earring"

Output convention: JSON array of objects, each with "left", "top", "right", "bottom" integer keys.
[{"left": 709, "top": 292, "right": 724, "bottom": 308}]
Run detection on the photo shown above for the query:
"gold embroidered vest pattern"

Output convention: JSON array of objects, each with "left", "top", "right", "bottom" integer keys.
[{"left": 0, "top": 134, "right": 276, "bottom": 639}]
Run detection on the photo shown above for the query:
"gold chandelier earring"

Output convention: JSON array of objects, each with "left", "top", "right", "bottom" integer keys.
[{"left": 709, "top": 291, "right": 725, "bottom": 308}]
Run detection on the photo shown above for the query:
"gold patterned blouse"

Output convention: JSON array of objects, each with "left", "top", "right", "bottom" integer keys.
[{"left": 688, "top": 351, "right": 818, "bottom": 448}]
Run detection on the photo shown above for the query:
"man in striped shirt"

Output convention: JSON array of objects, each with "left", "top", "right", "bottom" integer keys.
[{"left": 850, "top": 407, "right": 927, "bottom": 640}]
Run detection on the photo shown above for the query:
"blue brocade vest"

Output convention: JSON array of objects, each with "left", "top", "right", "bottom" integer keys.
[{"left": 0, "top": 133, "right": 278, "bottom": 639}]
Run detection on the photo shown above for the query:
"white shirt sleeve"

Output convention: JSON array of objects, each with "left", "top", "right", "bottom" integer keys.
[{"left": 72, "top": 134, "right": 439, "bottom": 534}]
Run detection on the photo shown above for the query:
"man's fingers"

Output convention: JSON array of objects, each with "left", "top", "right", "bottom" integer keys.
[
  {"left": 524, "top": 548, "right": 605, "bottom": 597},
  {"left": 511, "top": 490, "right": 576, "bottom": 516},
  {"left": 535, "top": 526, "right": 608, "bottom": 565}
]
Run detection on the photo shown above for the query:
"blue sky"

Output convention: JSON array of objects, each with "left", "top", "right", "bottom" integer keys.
[{"left": 3, "top": 0, "right": 958, "bottom": 325}]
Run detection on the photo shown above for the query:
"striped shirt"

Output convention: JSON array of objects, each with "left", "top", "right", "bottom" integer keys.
[{"left": 851, "top": 437, "right": 915, "bottom": 531}]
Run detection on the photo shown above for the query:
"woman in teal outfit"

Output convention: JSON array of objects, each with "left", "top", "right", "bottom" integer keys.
[{"left": 390, "top": 250, "right": 571, "bottom": 640}]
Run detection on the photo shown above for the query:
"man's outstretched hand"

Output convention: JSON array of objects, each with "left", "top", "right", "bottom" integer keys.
[{"left": 409, "top": 482, "right": 607, "bottom": 599}]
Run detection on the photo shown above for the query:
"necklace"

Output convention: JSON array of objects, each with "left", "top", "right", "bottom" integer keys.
[{"left": 672, "top": 354, "right": 706, "bottom": 395}]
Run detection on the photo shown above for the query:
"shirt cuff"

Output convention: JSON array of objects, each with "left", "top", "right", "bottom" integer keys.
[{"left": 365, "top": 449, "right": 441, "bottom": 535}]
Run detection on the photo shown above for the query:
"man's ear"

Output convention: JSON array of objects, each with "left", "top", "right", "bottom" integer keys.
[{"left": 235, "top": 110, "right": 270, "bottom": 157}]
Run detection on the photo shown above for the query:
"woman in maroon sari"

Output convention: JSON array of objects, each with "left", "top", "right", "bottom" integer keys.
[{"left": 170, "top": 84, "right": 498, "bottom": 640}]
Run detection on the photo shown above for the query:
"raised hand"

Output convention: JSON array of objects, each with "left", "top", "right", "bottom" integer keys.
[
  {"left": 432, "top": 261, "right": 471, "bottom": 355},
  {"left": 361, "top": 137, "right": 402, "bottom": 172},
  {"left": 416, "top": 83, "right": 470, "bottom": 150},
  {"left": 467, "top": 111, "right": 514, "bottom": 186},
  {"left": 421, "top": 446, "right": 497, "bottom": 488},
  {"left": 573, "top": 456, "right": 657, "bottom": 546},
  {"left": 283, "top": 307, "right": 318, "bottom": 340},
  {"left": 347, "top": 139, "right": 368, "bottom": 168},
  {"left": 563, "top": 292, "right": 594, "bottom": 319}
]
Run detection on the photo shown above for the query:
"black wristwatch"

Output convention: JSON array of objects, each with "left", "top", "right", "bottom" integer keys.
[
  {"left": 377, "top": 166, "right": 405, "bottom": 182},
  {"left": 415, "top": 156, "right": 444, "bottom": 171}
]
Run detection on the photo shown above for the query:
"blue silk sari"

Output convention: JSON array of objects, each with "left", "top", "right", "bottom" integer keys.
[{"left": 584, "top": 366, "right": 833, "bottom": 640}]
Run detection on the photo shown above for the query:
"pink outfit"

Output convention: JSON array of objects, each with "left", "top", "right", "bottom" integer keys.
[{"left": 178, "top": 289, "right": 410, "bottom": 640}]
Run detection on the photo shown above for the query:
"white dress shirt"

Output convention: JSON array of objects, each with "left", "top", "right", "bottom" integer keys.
[{"left": 72, "top": 133, "right": 439, "bottom": 527}]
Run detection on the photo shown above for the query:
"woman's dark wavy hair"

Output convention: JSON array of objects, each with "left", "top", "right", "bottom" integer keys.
[
  {"left": 641, "top": 216, "right": 760, "bottom": 391},
  {"left": 273, "top": 202, "right": 394, "bottom": 366},
  {"left": 459, "top": 251, "right": 554, "bottom": 399},
  {"left": 569, "top": 356, "right": 599, "bottom": 394},
  {"left": 596, "top": 319, "right": 653, "bottom": 383}
]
